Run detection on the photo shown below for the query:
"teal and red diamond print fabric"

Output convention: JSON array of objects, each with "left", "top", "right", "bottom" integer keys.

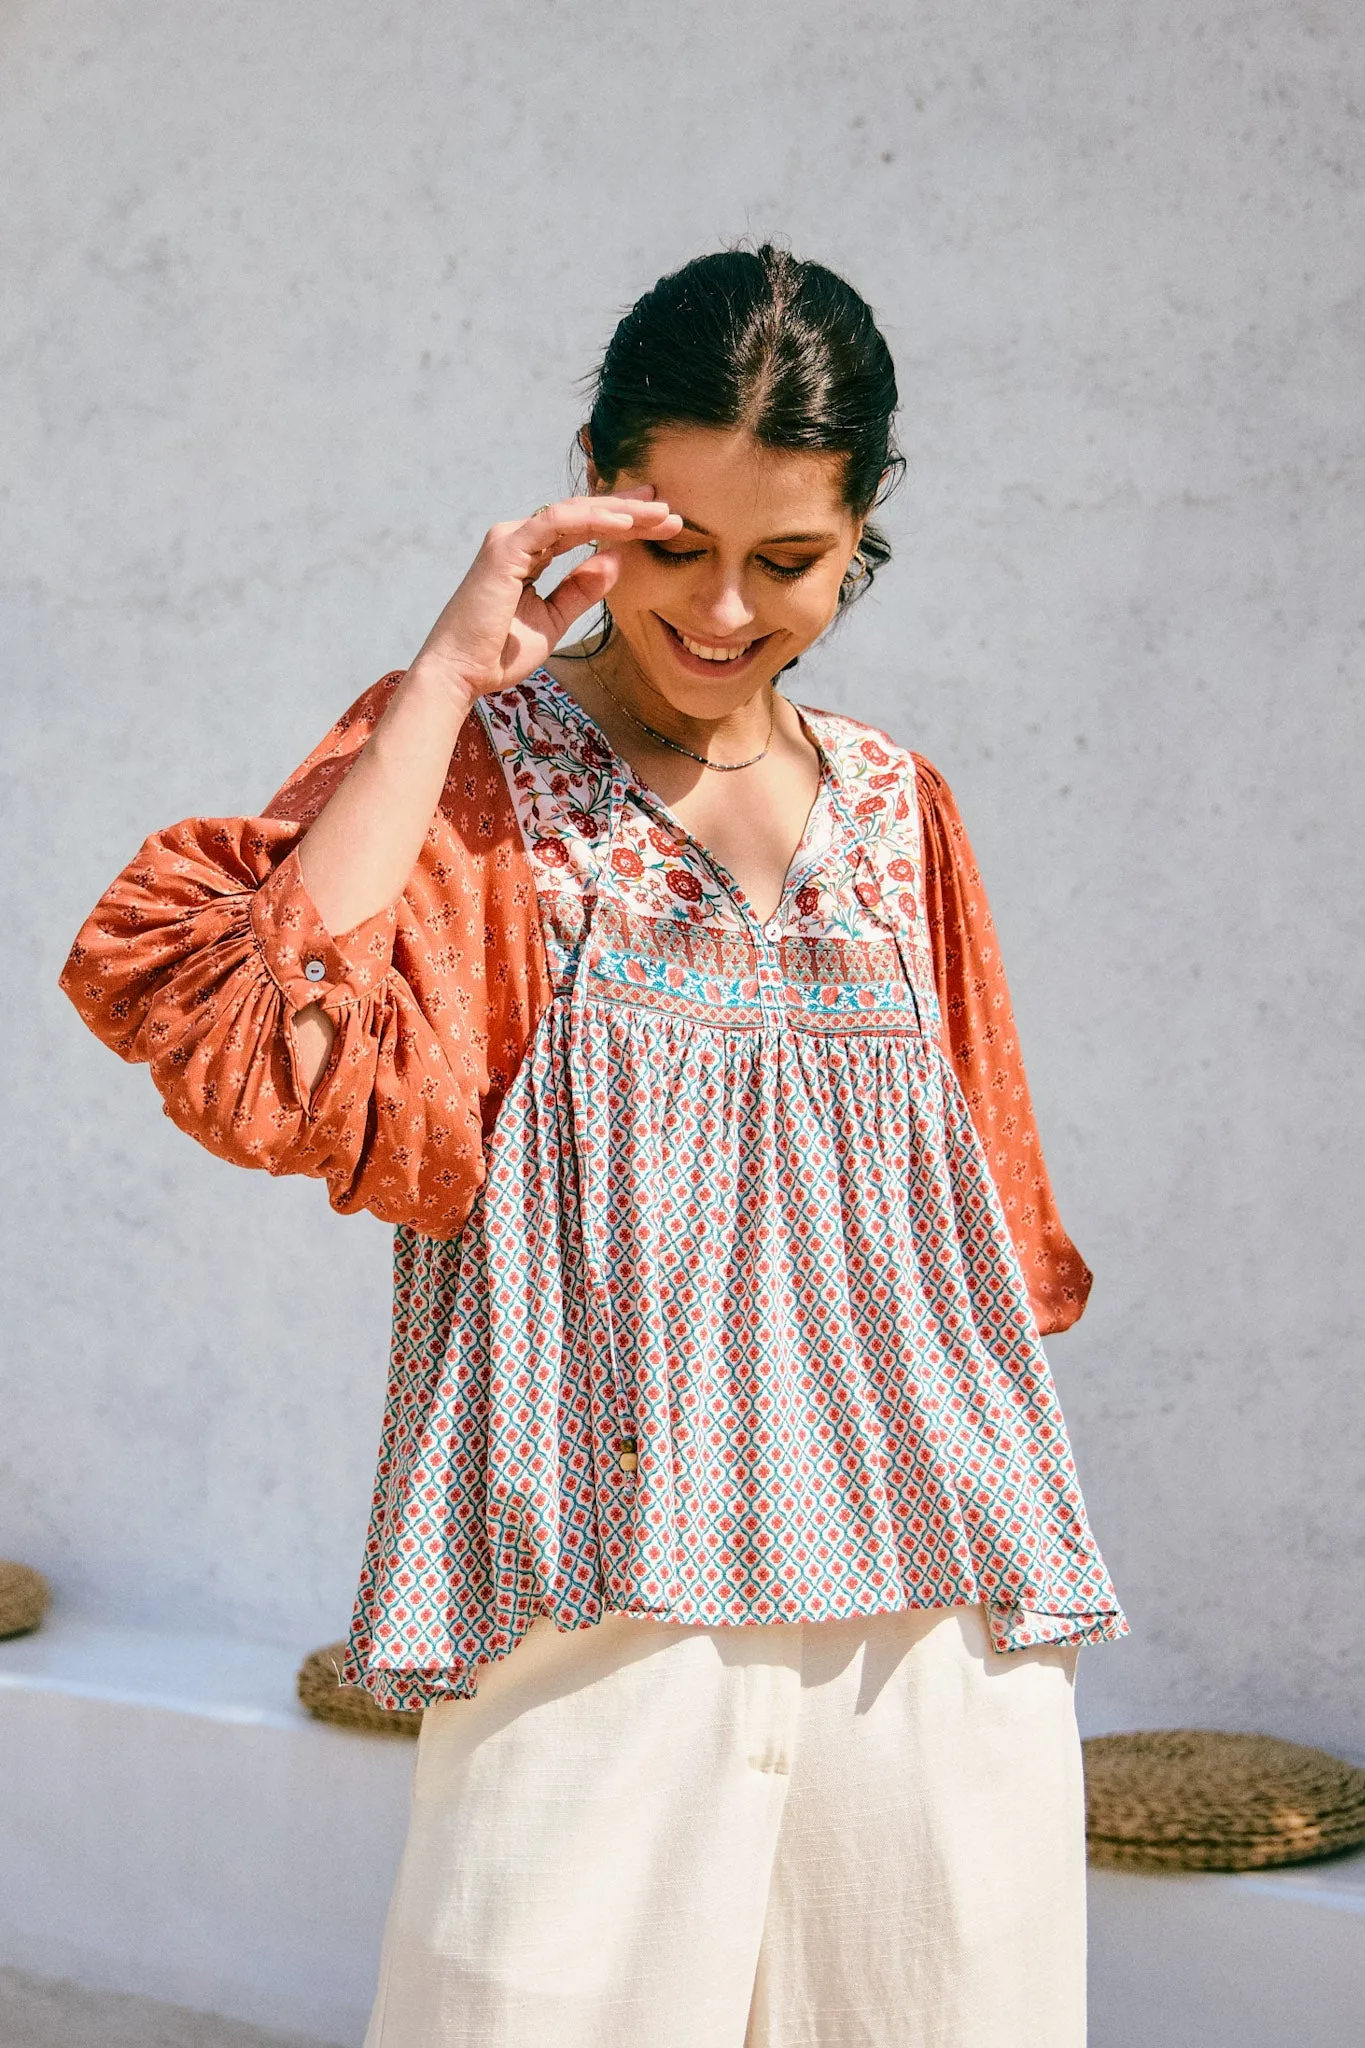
[{"left": 342, "top": 673, "right": 1125, "bottom": 1709}]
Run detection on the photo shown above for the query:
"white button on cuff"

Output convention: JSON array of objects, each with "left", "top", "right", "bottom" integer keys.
[{"left": 304, "top": 959, "right": 326, "bottom": 982}]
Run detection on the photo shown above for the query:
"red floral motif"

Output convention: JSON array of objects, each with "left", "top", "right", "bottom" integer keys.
[
  {"left": 855, "top": 795, "right": 885, "bottom": 818},
  {"left": 666, "top": 868, "right": 704, "bottom": 902},
  {"left": 535, "top": 836, "right": 569, "bottom": 866},
  {"left": 610, "top": 846, "right": 644, "bottom": 878},
  {"left": 860, "top": 739, "right": 889, "bottom": 765},
  {"left": 648, "top": 824, "right": 681, "bottom": 857},
  {"left": 567, "top": 808, "right": 601, "bottom": 839},
  {"left": 795, "top": 884, "right": 821, "bottom": 917},
  {"left": 887, "top": 858, "right": 916, "bottom": 882}
]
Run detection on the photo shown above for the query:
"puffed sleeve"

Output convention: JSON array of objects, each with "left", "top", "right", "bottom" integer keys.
[
  {"left": 914, "top": 755, "right": 1093, "bottom": 1335},
  {"left": 59, "top": 673, "right": 552, "bottom": 1238}
]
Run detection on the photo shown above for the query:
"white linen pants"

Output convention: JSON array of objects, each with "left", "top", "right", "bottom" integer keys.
[{"left": 364, "top": 1605, "right": 1086, "bottom": 2047}]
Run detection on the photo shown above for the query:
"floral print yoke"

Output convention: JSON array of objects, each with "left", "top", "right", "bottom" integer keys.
[{"left": 62, "top": 668, "right": 1125, "bottom": 1706}]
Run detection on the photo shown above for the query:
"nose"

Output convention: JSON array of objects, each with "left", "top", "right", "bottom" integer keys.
[{"left": 691, "top": 564, "right": 756, "bottom": 638}]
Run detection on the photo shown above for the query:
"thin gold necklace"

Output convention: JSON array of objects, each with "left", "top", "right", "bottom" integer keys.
[{"left": 584, "top": 645, "right": 775, "bottom": 772}]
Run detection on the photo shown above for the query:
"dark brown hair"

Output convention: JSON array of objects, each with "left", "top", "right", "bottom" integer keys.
[{"left": 583, "top": 242, "right": 904, "bottom": 605}]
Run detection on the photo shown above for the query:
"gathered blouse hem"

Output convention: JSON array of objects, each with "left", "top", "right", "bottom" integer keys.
[{"left": 343, "top": 1590, "right": 1128, "bottom": 1712}]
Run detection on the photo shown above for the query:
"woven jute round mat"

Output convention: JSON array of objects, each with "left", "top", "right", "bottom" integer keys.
[
  {"left": 1084, "top": 1730, "right": 1365, "bottom": 1871},
  {"left": 297, "top": 1640, "right": 423, "bottom": 1737},
  {"left": 0, "top": 1560, "right": 50, "bottom": 1640}
]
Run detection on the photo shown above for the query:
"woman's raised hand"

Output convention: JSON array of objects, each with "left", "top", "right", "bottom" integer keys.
[
  {"left": 410, "top": 491, "right": 682, "bottom": 703},
  {"left": 296, "top": 492, "right": 680, "bottom": 976}
]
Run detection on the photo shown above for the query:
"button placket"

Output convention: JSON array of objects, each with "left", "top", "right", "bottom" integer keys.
[
  {"left": 754, "top": 929, "right": 787, "bottom": 1029},
  {"left": 563, "top": 765, "right": 641, "bottom": 1483}
]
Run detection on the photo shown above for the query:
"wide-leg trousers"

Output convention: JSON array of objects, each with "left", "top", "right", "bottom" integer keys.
[{"left": 364, "top": 1604, "right": 1087, "bottom": 2047}]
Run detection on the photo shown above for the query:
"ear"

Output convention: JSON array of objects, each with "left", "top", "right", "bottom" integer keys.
[{"left": 579, "top": 425, "right": 604, "bottom": 494}]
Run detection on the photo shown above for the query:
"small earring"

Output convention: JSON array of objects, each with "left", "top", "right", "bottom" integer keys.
[{"left": 843, "top": 550, "right": 869, "bottom": 586}]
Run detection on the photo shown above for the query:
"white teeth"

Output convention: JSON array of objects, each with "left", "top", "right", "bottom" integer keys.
[{"left": 678, "top": 633, "right": 752, "bottom": 662}]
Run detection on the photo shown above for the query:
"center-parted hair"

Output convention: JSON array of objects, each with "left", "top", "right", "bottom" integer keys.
[{"left": 584, "top": 243, "right": 904, "bottom": 602}]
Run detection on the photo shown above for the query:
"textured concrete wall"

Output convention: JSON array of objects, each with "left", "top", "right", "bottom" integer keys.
[{"left": 4, "top": 2, "right": 1361, "bottom": 1752}]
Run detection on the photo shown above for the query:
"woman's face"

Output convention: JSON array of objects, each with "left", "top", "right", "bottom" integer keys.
[{"left": 589, "top": 425, "right": 864, "bottom": 712}]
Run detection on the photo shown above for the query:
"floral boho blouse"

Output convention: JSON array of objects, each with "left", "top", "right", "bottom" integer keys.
[{"left": 62, "top": 669, "right": 1126, "bottom": 1704}]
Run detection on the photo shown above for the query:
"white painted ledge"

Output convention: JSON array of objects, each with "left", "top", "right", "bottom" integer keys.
[
  {"left": 1088, "top": 1850, "right": 1365, "bottom": 2048},
  {"left": 1, "top": 1618, "right": 1362, "bottom": 2046},
  {"left": 0, "top": 1617, "right": 413, "bottom": 2046}
]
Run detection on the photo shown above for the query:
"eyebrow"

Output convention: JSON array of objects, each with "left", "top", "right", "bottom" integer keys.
[{"left": 676, "top": 516, "right": 838, "bottom": 545}]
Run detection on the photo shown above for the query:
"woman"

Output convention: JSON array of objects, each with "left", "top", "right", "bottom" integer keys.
[{"left": 62, "top": 245, "right": 1125, "bottom": 2047}]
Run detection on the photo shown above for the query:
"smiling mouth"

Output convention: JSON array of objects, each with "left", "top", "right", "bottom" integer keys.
[{"left": 658, "top": 618, "right": 772, "bottom": 665}]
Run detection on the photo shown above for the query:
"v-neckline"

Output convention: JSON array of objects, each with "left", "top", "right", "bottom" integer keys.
[{"left": 532, "top": 665, "right": 838, "bottom": 934}]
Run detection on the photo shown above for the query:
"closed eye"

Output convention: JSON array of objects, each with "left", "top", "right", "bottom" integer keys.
[
  {"left": 643, "top": 543, "right": 707, "bottom": 565},
  {"left": 643, "top": 541, "right": 819, "bottom": 582},
  {"left": 758, "top": 557, "right": 817, "bottom": 581}
]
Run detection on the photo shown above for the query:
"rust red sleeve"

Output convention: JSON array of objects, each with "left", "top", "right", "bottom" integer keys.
[
  {"left": 59, "top": 674, "right": 552, "bottom": 1238},
  {"left": 914, "top": 754, "right": 1093, "bottom": 1335}
]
